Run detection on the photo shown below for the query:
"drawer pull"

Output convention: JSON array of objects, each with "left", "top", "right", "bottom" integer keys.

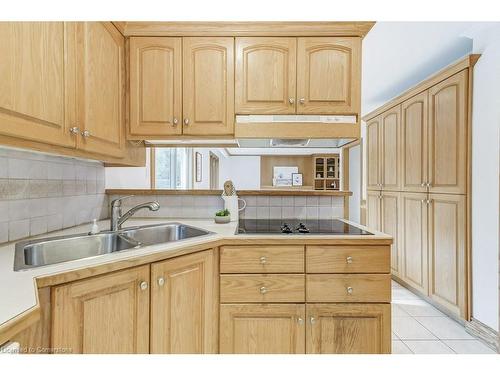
[
  {"left": 259, "top": 286, "right": 268, "bottom": 294},
  {"left": 346, "top": 256, "right": 353, "bottom": 264},
  {"left": 346, "top": 286, "right": 353, "bottom": 295},
  {"left": 259, "top": 256, "right": 267, "bottom": 265}
]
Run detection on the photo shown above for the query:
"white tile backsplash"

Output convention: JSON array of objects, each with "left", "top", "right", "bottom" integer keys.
[{"left": 0, "top": 147, "right": 108, "bottom": 244}]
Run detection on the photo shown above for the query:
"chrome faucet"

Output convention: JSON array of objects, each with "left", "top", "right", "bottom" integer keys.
[{"left": 110, "top": 195, "right": 160, "bottom": 231}]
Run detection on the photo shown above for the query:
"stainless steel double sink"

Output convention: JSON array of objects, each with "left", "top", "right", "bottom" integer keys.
[{"left": 14, "top": 223, "right": 213, "bottom": 271}]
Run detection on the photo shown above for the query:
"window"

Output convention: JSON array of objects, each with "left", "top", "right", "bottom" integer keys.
[{"left": 153, "top": 148, "right": 192, "bottom": 189}]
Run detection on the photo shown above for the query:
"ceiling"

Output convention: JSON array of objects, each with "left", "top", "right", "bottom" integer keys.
[{"left": 362, "top": 22, "right": 481, "bottom": 115}]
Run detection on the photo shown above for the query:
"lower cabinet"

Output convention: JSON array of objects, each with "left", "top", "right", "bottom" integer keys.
[
  {"left": 52, "top": 265, "right": 151, "bottom": 354},
  {"left": 150, "top": 249, "right": 218, "bottom": 353},
  {"left": 219, "top": 303, "right": 391, "bottom": 354},
  {"left": 306, "top": 304, "right": 391, "bottom": 354},
  {"left": 220, "top": 304, "right": 305, "bottom": 354},
  {"left": 51, "top": 249, "right": 218, "bottom": 354}
]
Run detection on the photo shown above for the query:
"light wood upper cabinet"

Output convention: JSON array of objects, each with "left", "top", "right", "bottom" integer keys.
[
  {"left": 183, "top": 37, "right": 234, "bottom": 135},
  {"left": 401, "top": 91, "right": 428, "bottom": 193},
  {"left": 220, "top": 304, "right": 305, "bottom": 354},
  {"left": 76, "top": 22, "right": 125, "bottom": 157},
  {"left": 380, "top": 106, "right": 401, "bottom": 191},
  {"left": 428, "top": 70, "right": 468, "bottom": 194},
  {"left": 366, "top": 116, "right": 381, "bottom": 190},
  {"left": 428, "top": 194, "right": 466, "bottom": 317},
  {"left": 129, "top": 37, "right": 182, "bottom": 136},
  {"left": 297, "top": 37, "right": 361, "bottom": 114},
  {"left": 150, "top": 249, "right": 218, "bottom": 354},
  {"left": 52, "top": 265, "right": 150, "bottom": 354},
  {"left": 381, "top": 191, "right": 401, "bottom": 278},
  {"left": 400, "top": 192, "right": 428, "bottom": 294},
  {"left": 0, "top": 22, "right": 75, "bottom": 147},
  {"left": 235, "top": 37, "right": 296, "bottom": 114},
  {"left": 306, "top": 304, "right": 390, "bottom": 354}
]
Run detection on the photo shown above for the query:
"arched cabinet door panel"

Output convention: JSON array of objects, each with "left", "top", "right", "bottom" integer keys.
[
  {"left": 129, "top": 37, "right": 182, "bottom": 136},
  {"left": 366, "top": 116, "right": 381, "bottom": 190},
  {"left": 183, "top": 37, "right": 234, "bottom": 135},
  {"left": 428, "top": 70, "right": 467, "bottom": 194},
  {"left": 0, "top": 22, "right": 75, "bottom": 147},
  {"left": 401, "top": 91, "right": 429, "bottom": 193},
  {"left": 76, "top": 22, "right": 125, "bottom": 158},
  {"left": 297, "top": 37, "right": 361, "bottom": 114},
  {"left": 235, "top": 37, "right": 296, "bottom": 114}
]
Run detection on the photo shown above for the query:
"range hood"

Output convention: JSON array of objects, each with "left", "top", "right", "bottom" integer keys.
[
  {"left": 236, "top": 138, "right": 356, "bottom": 148},
  {"left": 234, "top": 114, "right": 360, "bottom": 140}
]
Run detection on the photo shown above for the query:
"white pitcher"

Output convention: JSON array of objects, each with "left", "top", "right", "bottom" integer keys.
[{"left": 222, "top": 195, "right": 247, "bottom": 222}]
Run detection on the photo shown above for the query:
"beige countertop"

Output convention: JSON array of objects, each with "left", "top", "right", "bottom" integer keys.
[{"left": 0, "top": 217, "right": 391, "bottom": 343}]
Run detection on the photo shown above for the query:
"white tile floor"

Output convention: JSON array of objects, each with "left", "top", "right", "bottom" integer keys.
[{"left": 391, "top": 280, "right": 497, "bottom": 354}]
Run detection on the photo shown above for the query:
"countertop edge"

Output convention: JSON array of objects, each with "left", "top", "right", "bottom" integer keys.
[{"left": 106, "top": 189, "right": 353, "bottom": 196}]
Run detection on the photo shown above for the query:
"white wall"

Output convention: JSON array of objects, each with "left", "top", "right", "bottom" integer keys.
[
  {"left": 348, "top": 145, "right": 361, "bottom": 223},
  {"left": 467, "top": 24, "right": 500, "bottom": 331},
  {"left": 105, "top": 151, "right": 151, "bottom": 189},
  {"left": 219, "top": 155, "right": 261, "bottom": 190}
]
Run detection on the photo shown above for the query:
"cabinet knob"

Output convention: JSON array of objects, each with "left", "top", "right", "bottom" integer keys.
[
  {"left": 309, "top": 316, "right": 316, "bottom": 325},
  {"left": 184, "top": 118, "right": 190, "bottom": 126},
  {"left": 139, "top": 281, "right": 148, "bottom": 290},
  {"left": 346, "top": 286, "right": 353, "bottom": 295},
  {"left": 299, "top": 98, "right": 305, "bottom": 104},
  {"left": 426, "top": 182, "right": 431, "bottom": 187},
  {"left": 81, "top": 130, "right": 91, "bottom": 138},
  {"left": 259, "top": 286, "right": 268, "bottom": 294},
  {"left": 297, "top": 317, "right": 304, "bottom": 325},
  {"left": 259, "top": 256, "right": 267, "bottom": 265},
  {"left": 157, "top": 277, "right": 165, "bottom": 287},
  {"left": 173, "top": 118, "right": 178, "bottom": 126},
  {"left": 346, "top": 256, "right": 353, "bottom": 264},
  {"left": 69, "top": 126, "right": 80, "bottom": 135},
  {"left": 288, "top": 98, "right": 295, "bottom": 104},
  {"left": 421, "top": 182, "right": 426, "bottom": 187}
]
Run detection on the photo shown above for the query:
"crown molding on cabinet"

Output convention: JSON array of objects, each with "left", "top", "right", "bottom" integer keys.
[
  {"left": 362, "top": 54, "right": 480, "bottom": 122},
  {"left": 112, "top": 21, "right": 375, "bottom": 37}
]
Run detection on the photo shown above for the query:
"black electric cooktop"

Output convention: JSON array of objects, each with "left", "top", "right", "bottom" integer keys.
[{"left": 237, "top": 219, "right": 372, "bottom": 235}]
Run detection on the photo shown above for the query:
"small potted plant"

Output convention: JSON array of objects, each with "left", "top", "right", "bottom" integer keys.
[{"left": 214, "top": 209, "right": 231, "bottom": 224}]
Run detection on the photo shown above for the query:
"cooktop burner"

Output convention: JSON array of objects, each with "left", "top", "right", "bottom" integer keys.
[{"left": 237, "top": 219, "right": 372, "bottom": 235}]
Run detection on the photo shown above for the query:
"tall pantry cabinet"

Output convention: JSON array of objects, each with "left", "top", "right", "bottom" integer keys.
[{"left": 363, "top": 55, "right": 479, "bottom": 320}]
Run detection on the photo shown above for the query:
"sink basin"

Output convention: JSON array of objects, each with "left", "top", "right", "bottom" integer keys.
[{"left": 14, "top": 223, "right": 212, "bottom": 271}]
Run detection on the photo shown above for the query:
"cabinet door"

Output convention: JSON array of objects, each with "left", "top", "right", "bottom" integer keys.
[
  {"left": 366, "top": 116, "right": 381, "bottom": 190},
  {"left": 297, "top": 37, "right": 361, "bottom": 114},
  {"left": 220, "top": 304, "right": 305, "bottom": 354},
  {"left": 400, "top": 192, "right": 428, "bottom": 294},
  {"left": 306, "top": 304, "right": 390, "bottom": 354},
  {"left": 76, "top": 22, "right": 125, "bottom": 157},
  {"left": 235, "top": 37, "right": 296, "bottom": 114},
  {"left": 52, "top": 265, "right": 150, "bottom": 354},
  {"left": 183, "top": 37, "right": 234, "bottom": 135},
  {"left": 401, "top": 91, "right": 428, "bottom": 192},
  {"left": 428, "top": 194, "right": 466, "bottom": 317},
  {"left": 129, "top": 37, "right": 182, "bottom": 136},
  {"left": 150, "top": 249, "right": 218, "bottom": 353},
  {"left": 381, "top": 192, "right": 401, "bottom": 278},
  {"left": 366, "top": 190, "right": 381, "bottom": 231},
  {"left": 380, "top": 106, "right": 401, "bottom": 191},
  {"left": 428, "top": 70, "right": 468, "bottom": 194},
  {"left": 0, "top": 22, "right": 75, "bottom": 147}
]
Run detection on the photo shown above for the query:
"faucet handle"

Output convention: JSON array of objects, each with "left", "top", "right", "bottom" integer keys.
[{"left": 111, "top": 195, "right": 135, "bottom": 208}]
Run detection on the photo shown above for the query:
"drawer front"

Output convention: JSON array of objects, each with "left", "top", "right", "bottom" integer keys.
[
  {"left": 306, "top": 274, "right": 391, "bottom": 303},
  {"left": 306, "top": 246, "right": 390, "bottom": 273},
  {"left": 220, "top": 245, "right": 304, "bottom": 273},
  {"left": 220, "top": 274, "right": 305, "bottom": 303}
]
